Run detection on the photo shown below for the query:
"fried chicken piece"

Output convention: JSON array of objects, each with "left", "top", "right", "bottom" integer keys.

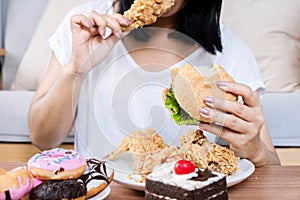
[
  {"left": 105, "top": 128, "right": 238, "bottom": 183},
  {"left": 122, "top": 0, "right": 175, "bottom": 31},
  {"left": 179, "top": 129, "right": 239, "bottom": 175},
  {"left": 105, "top": 128, "right": 181, "bottom": 179},
  {"left": 133, "top": 145, "right": 181, "bottom": 175},
  {"left": 105, "top": 128, "right": 168, "bottom": 160}
]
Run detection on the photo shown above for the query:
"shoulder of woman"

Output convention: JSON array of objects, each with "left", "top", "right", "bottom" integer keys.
[
  {"left": 65, "top": 0, "right": 115, "bottom": 19},
  {"left": 219, "top": 24, "right": 253, "bottom": 53},
  {"left": 48, "top": 0, "right": 115, "bottom": 67},
  {"left": 216, "top": 24, "right": 265, "bottom": 94},
  {"left": 217, "top": 23, "right": 257, "bottom": 66}
]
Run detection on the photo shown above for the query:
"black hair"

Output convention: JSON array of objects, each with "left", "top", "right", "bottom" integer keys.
[{"left": 118, "top": 0, "right": 223, "bottom": 55}]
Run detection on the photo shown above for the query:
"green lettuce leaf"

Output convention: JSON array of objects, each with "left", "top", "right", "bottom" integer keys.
[{"left": 165, "top": 88, "right": 199, "bottom": 125}]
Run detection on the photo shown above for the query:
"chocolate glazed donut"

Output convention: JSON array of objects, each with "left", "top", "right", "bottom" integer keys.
[
  {"left": 29, "top": 158, "right": 113, "bottom": 200},
  {"left": 29, "top": 179, "right": 87, "bottom": 200},
  {"left": 79, "top": 158, "right": 114, "bottom": 198}
]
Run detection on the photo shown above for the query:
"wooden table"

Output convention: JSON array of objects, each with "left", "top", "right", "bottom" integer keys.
[{"left": 1, "top": 162, "right": 300, "bottom": 199}]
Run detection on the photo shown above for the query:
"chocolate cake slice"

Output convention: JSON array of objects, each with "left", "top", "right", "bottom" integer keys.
[{"left": 145, "top": 160, "right": 228, "bottom": 200}]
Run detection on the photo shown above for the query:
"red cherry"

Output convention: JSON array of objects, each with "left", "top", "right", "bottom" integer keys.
[{"left": 174, "top": 160, "right": 196, "bottom": 175}]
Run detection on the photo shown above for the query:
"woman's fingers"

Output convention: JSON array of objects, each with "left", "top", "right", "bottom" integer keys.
[
  {"left": 201, "top": 81, "right": 263, "bottom": 128},
  {"left": 111, "top": 13, "right": 131, "bottom": 26},
  {"left": 216, "top": 81, "right": 260, "bottom": 107},
  {"left": 88, "top": 11, "right": 130, "bottom": 38},
  {"left": 204, "top": 96, "right": 253, "bottom": 122},
  {"left": 198, "top": 81, "right": 277, "bottom": 164},
  {"left": 68, "top": 12, "right": 131, "bottom": 74},
  {"left": 70, "top": 14, "right": 91, "bottom": 31},
  {"left": 198, "top": 81, "right": 264, "bottom": 135},
  {"left": 199, "top": 122, "right": 242, "bottom": 145},
  {"left": 199, "top": 107, "right": 250, "bottom": 134},
  {"left": 70, "top": 12, "right": 131, "bottom": 39}
]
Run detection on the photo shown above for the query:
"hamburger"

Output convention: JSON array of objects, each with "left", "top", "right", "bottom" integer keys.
[{"left": 163, "top": 64, "right": 238, "bottom": 125}]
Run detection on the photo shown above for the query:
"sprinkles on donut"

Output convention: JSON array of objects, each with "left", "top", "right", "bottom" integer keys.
[
  {"left": 29, "top": 158, "right": 114, "bottom": 200},
  {"left": 2, "top": 148, "right": 113, "bottom": 199},
  {"left": 27, "top": 148, "right": 87, "bottom": 180}
]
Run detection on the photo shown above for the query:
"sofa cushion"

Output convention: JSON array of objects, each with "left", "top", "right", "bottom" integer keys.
[
  {"left": 261, "top": 93, "right": 300, "bottom": 146},
  {"left": 2, "top": 0, "right": 48, "bottom": 90},
  {"left": 11, "top": 0, "right": 92, "bottom": 90},
  {"left": 221, "top": 0, "right": 300, "bottom": 92},
  {"left": 0, "top": 91, "right": 74, "bottom": 142},
  {"left": 0, "top": 91, "right": 34, "bottom": 141}
]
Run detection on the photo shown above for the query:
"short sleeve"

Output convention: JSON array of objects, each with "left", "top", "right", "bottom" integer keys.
[
  {"left": 48, "top": 0, "right": 114, "bottom": 67},
  {"left": 213, "top": 24, "right": 265, "bottom": 97}
]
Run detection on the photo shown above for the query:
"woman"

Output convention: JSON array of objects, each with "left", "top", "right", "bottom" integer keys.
[{"left": 28, "top": 0, "right": 280, "bottom": 167}]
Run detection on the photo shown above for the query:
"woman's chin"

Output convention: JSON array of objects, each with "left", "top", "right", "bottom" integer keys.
[{"left": 161, "top": 11, "right": 174, "bottom": 18}]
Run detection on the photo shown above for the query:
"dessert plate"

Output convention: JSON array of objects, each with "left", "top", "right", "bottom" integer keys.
[
  {"left": 106, "top": 156, "right": 255, "bottom": 191},
  {"left": 89, "top": 186, "right": 111, "bottom": 200},
  {"left": 226, "top": 159, "right": 255, "bottom": 187}
]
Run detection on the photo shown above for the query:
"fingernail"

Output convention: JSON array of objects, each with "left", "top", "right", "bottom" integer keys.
[
  {"left": 204, "top": 96, "right": 214, "bottom": 104},
  {"left": 118, "top": 31, "right": 124, "bottom": 39},
  {"left": 86, "top": 20, "right": 93, "bottom": 28},
  {"left": 100, "top": 28, "right": 106, "bottom": 37},
  {"left": 216, "top": 81, "right": 228, "bottom": 86},
  {"left": 199, "top": 123, "right": 207, "bottom": 129},
  {"left": 200, "top": 108, "right": 210, "bottom": 116},
  {"left": 216, "top": 81, "right": 228, "bottom": 90},
  {"left": 119, "top": 17, "right": 131, "bottom": 26}
]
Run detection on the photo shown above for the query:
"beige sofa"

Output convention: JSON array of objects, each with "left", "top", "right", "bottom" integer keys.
[{"left": 0, "top": 0, "right": 299, "bottom": 145}]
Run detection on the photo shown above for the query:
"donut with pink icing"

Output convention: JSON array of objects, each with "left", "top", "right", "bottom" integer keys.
[
  {"left": 0, "top": 166, "right": 42, "bottom": 200},
  {"left": 27, "top": 148, "right": 87, "bottom": 180}
]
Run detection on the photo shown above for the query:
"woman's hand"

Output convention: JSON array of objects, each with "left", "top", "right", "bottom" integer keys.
[
  {"left": 29, "top": 11, "right": 131, "bottom": 149},
  {"left": 68, "top": 11, "right": 130, "bottom": 76},
  {"left": 198, "top": 81, "right": 280, "bottom": 166}
]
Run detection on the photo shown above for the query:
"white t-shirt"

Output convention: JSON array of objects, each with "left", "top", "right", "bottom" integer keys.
[{"left": 48, "top": 0, "right": 265, "bottom": 159}]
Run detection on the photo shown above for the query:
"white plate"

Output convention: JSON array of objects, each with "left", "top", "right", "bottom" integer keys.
[
  {"left": 226, "top": 159, "right": 255, "bottom": 187},
  {"left": 106, "top": 156, "right": 255, "bottom": 191},
  {"left": 89, "top": 186, "right": 111, "bottom": 200}
]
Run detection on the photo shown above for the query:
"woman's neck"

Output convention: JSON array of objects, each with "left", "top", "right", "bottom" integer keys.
[
  {"left": 122, "top": 28, "right": 197, "bottom": 72},
  {"left": 150, "top": 13, "right": 181, "bottom": 29}
]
